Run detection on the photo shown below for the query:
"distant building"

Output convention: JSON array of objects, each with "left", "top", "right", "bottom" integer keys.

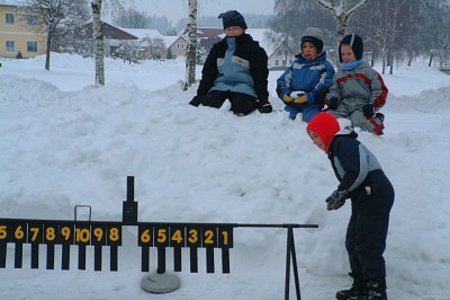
[{"left": 0, "top": 3, "right": 46, "bottom": 58}]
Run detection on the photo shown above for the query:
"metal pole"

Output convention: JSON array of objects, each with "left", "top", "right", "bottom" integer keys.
[{"left": 289, "top": 227, "right": 302, "bottom": 300}]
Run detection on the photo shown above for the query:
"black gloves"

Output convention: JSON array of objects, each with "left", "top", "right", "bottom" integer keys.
[
  {"left": 325, "top": 190, "right": 348, "bottom": 210},
  {"left": 362, "top": 103, "right": 375, "bottom": 117},
  {"left": 189, "top": 96, "right": 201, "bottom": 107},
  {"left": 327, "top": 97, "right": 339, "bottom": 110},
  {"left": 258, "top": 100, "right": 273, "bottom": 113}
]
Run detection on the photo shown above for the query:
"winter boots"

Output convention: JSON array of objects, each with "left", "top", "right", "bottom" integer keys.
[
  {"left": 336, "top": 273, "right": 366, "bottom": 300},
  {"left": 369, "top": 113, "right": 385, "bottom": 135},
  {"left": 362, "top": 280, "right": 388, "bottom": 300},
  {"left": 336, "top": 275, "right": 388, "bottom": 300}
]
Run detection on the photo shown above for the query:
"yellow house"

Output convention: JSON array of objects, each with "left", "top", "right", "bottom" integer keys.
[{"left": 0, "top": 3, "right": 46, "bottom": 58}]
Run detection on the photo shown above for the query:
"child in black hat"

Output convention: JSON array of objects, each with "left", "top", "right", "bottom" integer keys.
[
  {"left": 189, "top": 10, "right": 272, "bottom": 116},
  {"left": 325, "top": 34, "right": 388, "bottom": 135},
  {"left": 276, "top": 27, "right": 335, "bottom": 122}
]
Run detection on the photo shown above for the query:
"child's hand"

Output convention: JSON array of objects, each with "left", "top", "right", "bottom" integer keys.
[
  {"left": 327, "top": 97, "right": 339, "bottom": 110},
  {"left": 362, "top": 103, "right": 375, "bottom": 117},
  {"left": 325, "top": 190, "right": 348, "bottom": 210},
  {"left": 289, "top": 90, "right": 306, "bottom": 98},
  {"left": 283, "top": 94, "right": 295, "bottom": 103},
  {"left": 289, "top": 91, "right": 308, "bottom": 104}
]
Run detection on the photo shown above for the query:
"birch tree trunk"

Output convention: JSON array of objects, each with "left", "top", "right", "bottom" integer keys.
[
  {"left": 315, "top": 0, "right": 368, "bottom": 46},
  {"left": 184, "top": 0, "right": 198, "bottom": 90},
  {"left": 92, "top": 0, "right": 105, "bottom": 85}
]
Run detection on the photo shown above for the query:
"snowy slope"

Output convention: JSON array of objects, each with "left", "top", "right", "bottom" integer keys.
[{"left": 1, "top": 53, "right": 450, "bottom": 299}]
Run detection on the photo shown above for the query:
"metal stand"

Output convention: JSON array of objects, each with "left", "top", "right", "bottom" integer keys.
[{"left": 285, "top": 226, "right": 301, "bottom": 300}]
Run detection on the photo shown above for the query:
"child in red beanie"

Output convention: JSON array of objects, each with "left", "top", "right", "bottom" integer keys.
[{"left": 306, "top": 112, "right": 394, "bottom": 300}]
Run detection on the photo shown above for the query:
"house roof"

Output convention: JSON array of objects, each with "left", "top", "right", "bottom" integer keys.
[
  {"left": 167, "top": 36, "right": 189, "bottom": 48},
  {"left": 182, "top": 27, "right": 223, "bottom": 38},
  {"left": 81, "top": 21, "right": 138, "bottom": 40},
  {"left": 120, "top": 28, "right": 163, "bottom": 40}
]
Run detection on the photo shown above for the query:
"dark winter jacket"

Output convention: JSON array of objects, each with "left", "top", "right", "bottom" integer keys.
[
  {"left": 276, "top": 51, "right": 335, "bottom": 105},
  {"left": 327, "top": 127, "right": 383, "bottom": 198},
  {"left": 196, "top": 33, "right": 269, "bottom": 103}
]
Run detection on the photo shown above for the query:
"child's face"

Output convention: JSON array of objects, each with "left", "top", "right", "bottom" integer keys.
[
  {"left": 301, "top": 42, "right": 318, "bottom": 60},
  {"left": 224, "top": 26, "right": 245, "bottom": 37},
  {"left": 340, "top": 44, "right": 356, "bottom": 63},
  {"left": 308, "top": 131, "right": 325, "bottom": 151}
]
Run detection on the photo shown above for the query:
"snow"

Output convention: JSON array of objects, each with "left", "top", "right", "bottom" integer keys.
[{"left": 1, "top": 53, "right": 450, "bottom": 300}]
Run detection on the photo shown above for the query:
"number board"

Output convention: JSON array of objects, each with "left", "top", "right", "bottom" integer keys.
[
  {"left": 0, "top": 219, "right": 122, "bottom": 271},
  {"left": 0, "top": 219, "right": 233, "bottom": 273}
]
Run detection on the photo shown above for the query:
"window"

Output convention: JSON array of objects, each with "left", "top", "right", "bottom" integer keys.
[
  {"left": 6, "top": 40, "right": 15, "bottom": 52},
  {"left": 26, "top": 15, "right": 38, "bottom": 26},
  {"left": 27, "top": 41, "right": 38, "bottom": 52},
  {"left": 5, "top": 13, "right": 15, "bottom": 24}
]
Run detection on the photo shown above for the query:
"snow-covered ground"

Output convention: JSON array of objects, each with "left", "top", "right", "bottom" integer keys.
[{"left": 1, "top": 53, "right": 449, "bottom": 300}]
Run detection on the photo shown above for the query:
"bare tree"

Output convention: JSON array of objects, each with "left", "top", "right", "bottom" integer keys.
[
  {"left": 184, "top": 0, "right": 198, "bottom": 90},
  {"left": 113, "top": 7, "right": 149, "bottom": 28},
  {"left": 314, "top": 0, "right": 369, "bottom": 45},
  {"left": 25, "top": 0, "right": 72, "bottom": 70},
  {"left": 141, "top": 37, "right": 166, "bottom": 60}
]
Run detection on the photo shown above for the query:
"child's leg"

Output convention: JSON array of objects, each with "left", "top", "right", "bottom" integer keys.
[
  {"left": 301, "top": 105, "right": 321, "bottom": 122},
  {"left": 354, "top": 173, "right": 394, "bottom": 283},
  {"left": 199, "top": 91, "right": 228, "bottom": 108},
  {"left": 228, "top": 92, "right": 258, "bottom": 116},
  {"left": 349, "top": 110, "right": 384, "bottom": 135},
  {"left": 284, "top": 105, "right": 300, "bottom": 120}
]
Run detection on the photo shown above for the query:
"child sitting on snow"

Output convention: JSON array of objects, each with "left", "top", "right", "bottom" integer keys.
[
  {"left": 189, "top": 10, "right": 272, "bottom": 116},
  {"left": 276, "top": 27, "right": 335, "bottom": 122},
  {"left": 325, "top": 34, "right": 388, "bottom": 135}
]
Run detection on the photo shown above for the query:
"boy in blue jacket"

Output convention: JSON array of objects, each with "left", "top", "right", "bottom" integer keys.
[
  {"left": 306, "top": 112, "right": 394, "bottom": 300},
  {"left": 276, "top": 27, "right": 335, "bottom": 122}
]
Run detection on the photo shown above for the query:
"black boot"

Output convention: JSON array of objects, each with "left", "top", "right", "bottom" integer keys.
[
  {"left": 363, "top": 279, "right": 388, "bottom": 300},
  {"left": 336, "top": 273, "right": 366, "bottom": 300}
]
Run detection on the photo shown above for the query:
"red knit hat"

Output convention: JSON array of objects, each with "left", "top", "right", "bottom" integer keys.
[{"left": 306, "top": 112, "right": 340, "bottom": 152}]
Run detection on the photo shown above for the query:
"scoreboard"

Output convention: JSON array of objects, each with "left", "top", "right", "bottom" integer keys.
[
  {"left": 0, "top": 177, "right": 318, "bottom": 300},
  {"left": 0, "top": 219, "right": 233, "bottom": 273}
]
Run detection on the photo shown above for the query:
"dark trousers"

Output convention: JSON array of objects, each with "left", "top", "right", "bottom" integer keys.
[
  {"left": 345, "top": 170, "right": 394, "bottom": 282},
  {"left": 198, "top": 90, "right": 258, "bottom": 116}
]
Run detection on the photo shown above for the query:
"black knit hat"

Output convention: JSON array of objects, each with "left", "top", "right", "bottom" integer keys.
[
  {"left": 301, "top": 27, "right": 324, "bottom": 53},
  {"left": 339, "top": 34, "right": 363, "bottom": 62},
  {"left": 218, "top": 10, "right": 247, "bottom": 30}
]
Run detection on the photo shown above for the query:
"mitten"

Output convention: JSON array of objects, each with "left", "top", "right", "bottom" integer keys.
[
  {"left": 327, "top": 97, "right": 339, "bottom": 110},
  {"left": 258, "top": 99, "right": 273, "bottom": 113},
  {"left": 325, "top": 190, "right": 348, "bottom": 210},
  {"left": 289, "top": 90, "right": 305, "bottom": 98},
  {"left": 362, "top": 103, "right": 375, "bottom": 117},
  {"left": 290, "top": 91, "right": 308, "bottom": 104},
  {"left": 189, "top": 96, "right": 201, "bottom": 107},
  {"left": 283, "top": 94, "right": 295, "bottom": 104}
]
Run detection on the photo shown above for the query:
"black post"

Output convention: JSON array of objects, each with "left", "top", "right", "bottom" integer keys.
[
  {"left": 122, "top": 176, "right": 138, "bottom": 223},
  {"left": 289, "top": 227, "right": 302, "bottom": 300},
  {"left": 284, "top": 229, "right": 291, "bottom": 300},
  {"left": 284, "top": 226, "right": 302, "bottom": 300}
]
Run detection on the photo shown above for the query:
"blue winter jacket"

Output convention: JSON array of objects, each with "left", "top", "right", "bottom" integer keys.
[{"left": 276, "top": 51, "right": 335, "bottom": 105}]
